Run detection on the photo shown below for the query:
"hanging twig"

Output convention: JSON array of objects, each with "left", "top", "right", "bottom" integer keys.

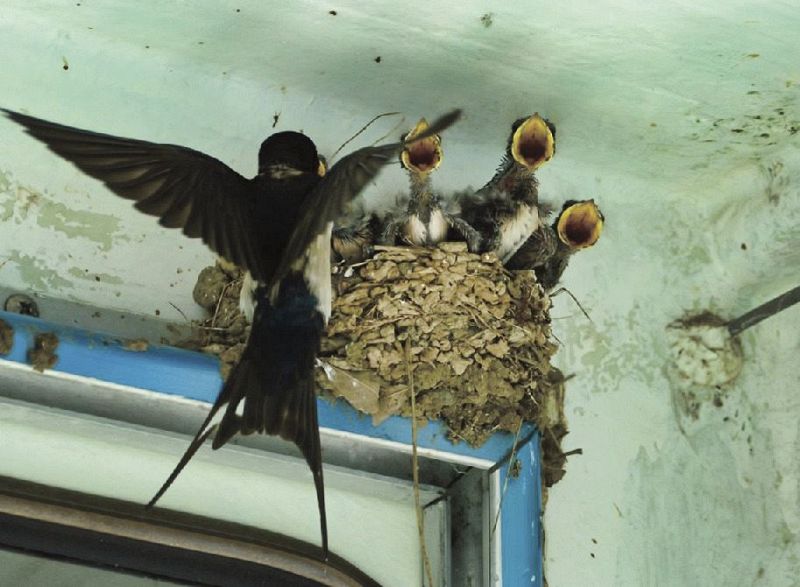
[
  {"left": 369, "top": 115, "right": 407, "bottom": 147},
  {"left": 210, "top": 281, "right": 236, "bottom": 328},
  {"left": 405, "top": 334, "right": 435, "bottom": 587},
  {"left": 168, "top": 302, "right": 190, "bottom": 323},
  {"left": 550, "top": 287, "right": 593, "bottom": 323},
  {"left": 491, "top": 416, "right": 524, "bottom": 537},
  {"left": 329, "top": 112, "right": 402, "bottom": 161}
]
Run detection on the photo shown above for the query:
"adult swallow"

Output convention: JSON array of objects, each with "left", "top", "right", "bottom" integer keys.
[
  {"left": 506, "top": 199, "right": 604, "bottom": 290},
  {"left": 458, "top": 113, "right": 556, "bottom": 261},
  {"left": 3, "top": 106, "right": 461, "bottom": 557},
  {"left": 380, "top": 118, "right": 481, "bottom": 250}
]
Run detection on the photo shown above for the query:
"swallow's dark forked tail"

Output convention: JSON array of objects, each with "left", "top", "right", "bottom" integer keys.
[{"left": 147, "top": 276, "right": 327, "bottom": 556}]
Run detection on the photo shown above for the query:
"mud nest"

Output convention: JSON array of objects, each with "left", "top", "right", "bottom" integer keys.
[{"left": 180, "top": 242, "right": 570, "bottom": 486}]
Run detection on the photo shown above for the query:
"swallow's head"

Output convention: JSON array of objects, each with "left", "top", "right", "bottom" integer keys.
[
  {"left": 556, "top": 199, "right": 604, "bottom": 249},
  {"left": 400, "top": 118, "right": 443, "bottom": 175},
  {"left": 509, "top": 113, "right": 556, "bottom": 170},
  {"left": 259, "top": 131, "right": 324, "bottom": 178}
]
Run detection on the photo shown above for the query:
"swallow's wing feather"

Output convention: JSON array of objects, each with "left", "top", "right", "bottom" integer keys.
[
  {"left": 272, "top": 142, "right": 398, "bottom": 284},
  {"left": 146, "top": 380, "right": 237, "bottom": 508},
  {"left": 272, "top": 109, "right": 461, "bottom": 286},
  {"left": 2, "top": 109, "right": 263, "bottom": 276}
]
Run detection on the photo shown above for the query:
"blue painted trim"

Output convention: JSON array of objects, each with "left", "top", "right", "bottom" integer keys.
[
  {"left": 319, "top": 397, "right": 538, "bottom": 463},
  {"left": 500, "top": 433, "right": 543, "bottom": 587},
  {"left": 0, "top": 310, "right": 536, "bottom": 461},
  {"left": 0, "top": 309, "right": 543, "bottom": 582},
  {"left": 0, "top": 310, "right": 221, "bottom": 402}
]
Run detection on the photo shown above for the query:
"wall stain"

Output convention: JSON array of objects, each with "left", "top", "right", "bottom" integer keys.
[
  {"left": 5, "top": 251, "right": 73, "bottom": 291},
  {"left": 0, "top": 168, "right": 126, "bottom": 251},
  {"left": 556, "top": 301, "right": 661, "bottom": 393},
  {"left": 36, "top": 197, "right": 122, "bottom": 251},
  {"left": 67, "top": 267, "right": 124, "bottom": 284},
  {"left": 762, "top": 160, "right": 789, "bottom": 204},
  {"left": 686, "top": 89, "right": 799, "bottom": 170}
]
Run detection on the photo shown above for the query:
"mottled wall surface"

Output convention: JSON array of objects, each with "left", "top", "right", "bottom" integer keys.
[
  {"left": 545, "top": 151, "right": 800, "bottom": 585},
  {"left": 1, "top": 1, "right": 799, "bottom": 585}
]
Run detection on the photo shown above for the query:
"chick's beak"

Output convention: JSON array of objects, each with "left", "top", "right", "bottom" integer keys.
[
  {"left": 400, "top": 118, "right": 443, "bottom": 174},
  {"left": 317, "top": 157, "right": 327, "bottom": 177},
  {"left": 557, "top": 200, "right": 604, "bottom": 249},
  {"left": 511, "top": 113, "right": 556, "bottom": 170}
]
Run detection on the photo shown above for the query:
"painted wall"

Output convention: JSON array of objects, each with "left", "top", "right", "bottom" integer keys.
[{"left": 1, "top": 1, "right": 799, "bottom": 585}]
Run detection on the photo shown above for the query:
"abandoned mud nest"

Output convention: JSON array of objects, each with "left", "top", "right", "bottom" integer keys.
[{"left": 182, "top": 242, "right": 569, "bottom": 486}]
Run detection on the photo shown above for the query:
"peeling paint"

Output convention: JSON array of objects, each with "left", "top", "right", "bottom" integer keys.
[
  {"left": 5, "top": 251, "right": 73, "bottom": 291},
  {"left": 0, "top": 198, "right": 12, "bottom": 223},
  {"left": 36, "top": 197, "right": 123, "bottom": 252},
  {"left": 555, "top": 301, "right": 662, "bottom": 393},
  {"left": 0, "top": 168, "right": 126, "bottom": 251},
  {"left": 0, "top": 168, "right": 12, "bottom": 195},
  {"left": 66, "top": 267, "right": 124, "bottom": 285}
]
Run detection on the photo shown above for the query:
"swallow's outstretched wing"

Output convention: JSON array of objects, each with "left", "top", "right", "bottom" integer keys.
[
  {"left": 2, "top": 108, "right": 264, "bottom": 279},
  {"left": 272, "top": 109, "right": 461, "bottom": 287}
]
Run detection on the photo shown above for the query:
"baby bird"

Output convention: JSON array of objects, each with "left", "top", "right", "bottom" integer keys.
[
  {"left": 458, "top": 113, "right": 556, "bottom": 262},
  {"left": 380, "top": 118, "right": 481, "bottom": 250},
  {"left": 330, "top": 200, "right": 381, "bottom": 264},
  {"left": 506, "top": 199, "right": 604, "bottom": 290}
]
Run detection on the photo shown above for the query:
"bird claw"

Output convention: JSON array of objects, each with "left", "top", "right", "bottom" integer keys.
[
  {"left": 446, "top": 214, "right": 482, "bottom": 253},
  {"left": 467, "top": 234, "right": 483, "bottom": 253},
  {"left": 362, "top": 243, "right": 376, "bottom": 259}
]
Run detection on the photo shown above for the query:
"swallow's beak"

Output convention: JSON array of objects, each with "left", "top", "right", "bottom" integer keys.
[
  {"left": 510, "top": 113, "right": 555, "bottom": 170},
  {"left": 557, "top": 200, "right": 604, "bottom": 249},
  {"left": 401, "top": 118, "right": 443, "bottom": 174}
]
